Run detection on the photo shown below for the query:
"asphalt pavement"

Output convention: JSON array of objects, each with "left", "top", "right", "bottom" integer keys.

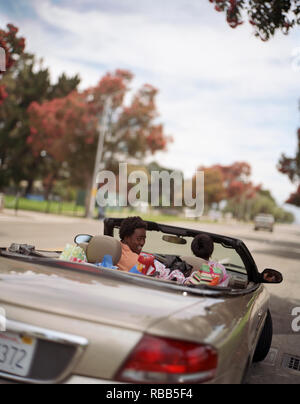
[{"left": 0, "top": 209, "right": 299, "bottom": 384}]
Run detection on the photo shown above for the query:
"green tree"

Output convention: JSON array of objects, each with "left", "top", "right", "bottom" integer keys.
[
  {"left": 0, "top": 53, "right": 50, "bottom": 191},
  {"left": 0, "top": 52, "right": 80, "bottom": 192},
  {"left": 224, "top": 187, "right": 294, "bottom": 222},
  {"left": 48, "top": 72, "right": 80, "bottom": 100},
  {"left": 0, "top": 23, "right": 25, "bottom": 105}
]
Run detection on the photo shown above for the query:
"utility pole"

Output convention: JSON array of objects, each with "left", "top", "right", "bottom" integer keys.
[{"left": 86, "top": 96, "right": 112, "bottom": 219}]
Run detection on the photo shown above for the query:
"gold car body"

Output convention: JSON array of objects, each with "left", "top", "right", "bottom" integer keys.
[{"left": 0, "top": 250, "right": 269, "bottom": 384}]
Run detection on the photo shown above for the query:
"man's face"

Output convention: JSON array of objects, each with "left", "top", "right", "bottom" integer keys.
[{"left": 124, "top": 228, "right": 146, "bottom": 254}]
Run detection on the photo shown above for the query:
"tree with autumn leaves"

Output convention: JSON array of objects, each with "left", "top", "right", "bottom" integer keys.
[
  {"left": 0, "top": 23, "right": 171, "bottom": 214},
  {"left": 196, "top": 162, "right": 293, "bottom": 221},
  {"left": 194, "top": 162, "right": 261, "bottom": 219},
  {"left": 209, "top": 0, "right": 300, "bottom": 41},
  {"left": 27, "top": 69, "right": 172, "bottom": 213}
]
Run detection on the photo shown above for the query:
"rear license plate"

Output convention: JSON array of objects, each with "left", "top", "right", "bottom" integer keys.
[{"left": 0, "top": 332, "right": 37, "bottom": 377}]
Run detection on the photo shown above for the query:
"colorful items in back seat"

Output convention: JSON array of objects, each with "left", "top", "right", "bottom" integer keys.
[
  {"left": 59, "top": 244, "right": 87, "bottom": 263},
  {"left": 127, "top": 253, "right": 228, "bottom": 288},
  {"left": 128, "top": 254, "right": 186, "bottom": 283},
  {"left": 186, "top": 262, "right": 229, "bottom": 287},
  {"left": 137, "top": 253, "right": 156, "bottom": 275},
  {"left": 152, "top": 259, "right": 186, "bottom": 284},
  {"left": 129, "top": 265, "right": 142, "bottom": 275},
  {"left": 95, "top": 255, "right": 118, "bottom": 270},
  {"left": 129, "top": 253, "right": 156, "bottom": 276}
]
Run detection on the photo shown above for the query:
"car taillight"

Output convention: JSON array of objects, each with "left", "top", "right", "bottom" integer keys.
[{"left": 115, "top": 334, "right": 218, "bottom": 384}]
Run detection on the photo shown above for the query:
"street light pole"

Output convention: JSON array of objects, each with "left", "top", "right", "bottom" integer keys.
[{"left": 87, "top": 96, "right": 112, "bottom": 219}]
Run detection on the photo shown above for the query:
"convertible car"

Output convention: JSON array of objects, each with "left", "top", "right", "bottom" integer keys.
[{"left": 0, "top": 218, "right": 282, "bottom": 384}]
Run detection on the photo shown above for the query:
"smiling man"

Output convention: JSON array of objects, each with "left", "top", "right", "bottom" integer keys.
[{"left": 117, "top": 216, "right": 147, "bottom": 272}]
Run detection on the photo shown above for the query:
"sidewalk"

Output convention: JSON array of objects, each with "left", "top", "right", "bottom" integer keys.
[{"left": 0, "top": 208, "right": 96, "bottom": 224}]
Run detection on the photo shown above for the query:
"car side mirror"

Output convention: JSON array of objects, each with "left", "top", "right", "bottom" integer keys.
[
  {"left": 260, "top": 268, "right": 283, "bottom": 284},
  {"left": 74, "top": 234, "right": 93, "bottom": 245}
]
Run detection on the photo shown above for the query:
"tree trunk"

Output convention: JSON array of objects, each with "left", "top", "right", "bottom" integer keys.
[
  {"left": 25, "top": 178, "right": 34, "bottom": 196},
  {"left": 43, "top": 172, "right": 58, "bottom": 201}
]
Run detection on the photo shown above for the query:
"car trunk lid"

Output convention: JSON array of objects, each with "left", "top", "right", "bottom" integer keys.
[{"left": 0, "top": 256, "right": 203, "bottom": 332}]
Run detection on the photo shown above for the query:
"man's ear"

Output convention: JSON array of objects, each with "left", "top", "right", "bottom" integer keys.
[{"left": 123, "top": 236, "right": 129, "bottom": 244}]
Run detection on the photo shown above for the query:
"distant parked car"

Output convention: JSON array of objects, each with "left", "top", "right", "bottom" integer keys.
[{"left": 254, "top": 214, "right": 275, "bottom": 232}]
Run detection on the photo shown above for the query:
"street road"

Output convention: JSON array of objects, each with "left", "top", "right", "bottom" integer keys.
[{"left": 0, "top": 209, "right": 299, "bottom": 384}]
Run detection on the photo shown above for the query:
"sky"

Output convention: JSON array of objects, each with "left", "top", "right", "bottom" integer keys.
[{"left": 1, "top": 0, "right": 300, "bottom": 219}]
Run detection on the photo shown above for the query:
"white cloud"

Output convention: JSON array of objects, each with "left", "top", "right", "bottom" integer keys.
[{"left": 24, "top": 1, "right": 299, "bottom": 89}]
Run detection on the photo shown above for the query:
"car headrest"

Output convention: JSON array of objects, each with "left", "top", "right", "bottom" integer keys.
[
  {"left": 181, "top": 256, "right": 207, "bottom": 271},
  {"left": 85, "top": 235, "right": 122, "bottom": 265},
  {"left": 78, "top": 242, "right": 88, "bottom": 254}
]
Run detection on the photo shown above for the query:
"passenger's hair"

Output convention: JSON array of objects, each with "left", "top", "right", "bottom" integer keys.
[
  {"left": 191, "top": 233, "right": 214, "bottom": 261},
  {"left": 119, "top": 216, "right": 147, "bottom": 241}
]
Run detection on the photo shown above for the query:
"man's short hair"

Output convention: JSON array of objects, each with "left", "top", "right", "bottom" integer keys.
[{"left": 119, "top": 216, "right": 147, "bottom": 241}]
